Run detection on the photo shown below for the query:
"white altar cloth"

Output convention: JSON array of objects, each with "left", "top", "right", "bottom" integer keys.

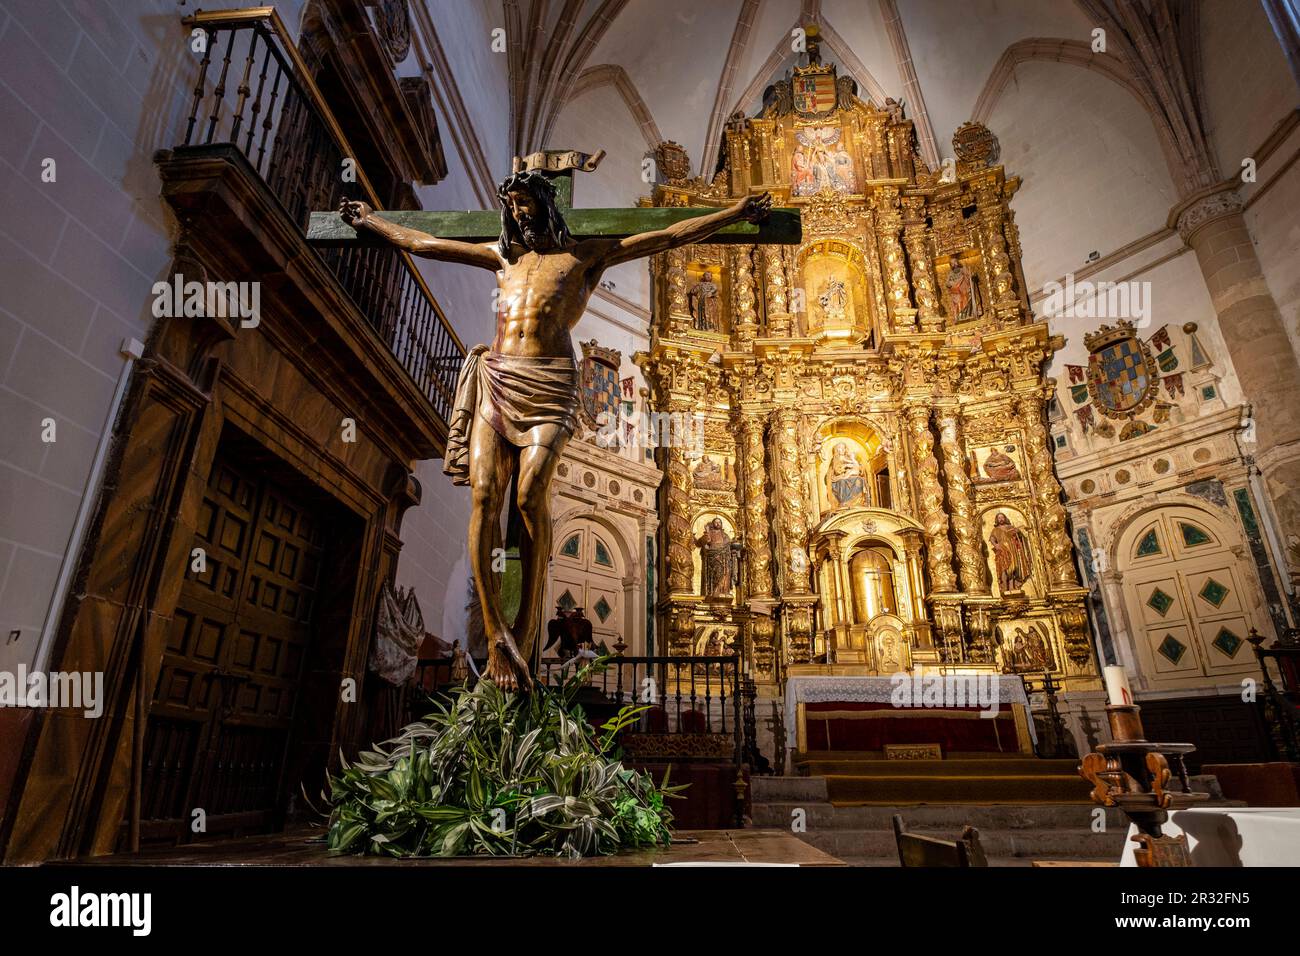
[
  {"left": 783, "top": 675, "right": 1035, "bottom": 749},
  {"left": 1120, "top": 807, "right": 1300, "bottom": 867}
]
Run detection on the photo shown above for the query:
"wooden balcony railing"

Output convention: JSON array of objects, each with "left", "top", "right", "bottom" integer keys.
[{"left": 178, "top": 7, "right": 464, "bottom": 421}]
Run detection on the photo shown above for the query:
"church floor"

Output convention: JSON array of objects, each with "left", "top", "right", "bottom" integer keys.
[{"left": 58, "top": 826, "right": 846, "bottom": 867}]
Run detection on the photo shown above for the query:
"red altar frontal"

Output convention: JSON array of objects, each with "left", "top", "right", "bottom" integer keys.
[{"left": 787, "top": 675, "right": 1036, "bottom": 757}]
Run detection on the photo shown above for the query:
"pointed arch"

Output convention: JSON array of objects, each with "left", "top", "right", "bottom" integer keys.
[
  {"left": 971, "top": 37, "right": 1184, "bottom": 193},
  {"left": 572, "top": 64, "right": 663, "bottom": 151}
]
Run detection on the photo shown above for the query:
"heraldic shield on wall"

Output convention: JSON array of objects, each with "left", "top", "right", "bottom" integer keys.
[
  {"left": 580, "top": 339, "right": 622, "bottom": 428},
  {"left": 1085, "top": 321, "right": 1160, "bottom": 419}
]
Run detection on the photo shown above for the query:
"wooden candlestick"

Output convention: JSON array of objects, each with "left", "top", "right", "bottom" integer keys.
[
  {"left": 1079, "top": 704, "right": 1206, "bottom": 867},
  {"left": 1106, "top": 704, "right": 1146, "bottom": 743}
]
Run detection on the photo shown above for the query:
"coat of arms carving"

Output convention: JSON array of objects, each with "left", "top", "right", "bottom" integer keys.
[
  {"left": 580, "top": 339, "right": 622, "bottom": 428},
  {"left": 1084, "top": 321, "right": 1159, "bottom": 420}
]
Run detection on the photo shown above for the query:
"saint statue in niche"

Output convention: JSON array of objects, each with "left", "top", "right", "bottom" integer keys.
[
  {"left": 696, "top": 517, "right": 736, "bottom": 599},
  {"left": 988, "top": 511, "right": 1033, "bottom": 594},
  {"left": 980, "top": 445, "right": 1021, "bottom": 482},
  {"left": 817, "top": 277, "right": 849, "bottom": 324},
  {"left": 688, "top": 270, "right": 721, "bottom": 331},
  {"left": 943, "top": 254, "right": 982, "bottom": 322},
  {"left": 825, "top": 440, "right": 868, "bottom": 508}
]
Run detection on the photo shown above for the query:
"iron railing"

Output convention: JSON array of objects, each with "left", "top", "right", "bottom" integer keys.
[
  {"left": 178, "top": 8, "right": 463, "bottom": 421},
  {"left": 412, "top": 653, "right": 747, "bottom": 757},
  {"left": 1249, "top": 627, "right": 1300, "bottom": 761}
]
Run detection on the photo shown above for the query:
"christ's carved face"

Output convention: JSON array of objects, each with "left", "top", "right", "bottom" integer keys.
[{"left": 506, "top": 189, "right": 543, "bottom": 247}]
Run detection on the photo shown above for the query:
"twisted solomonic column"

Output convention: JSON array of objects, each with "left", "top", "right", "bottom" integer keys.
[
  {"left": 905, "top": 405, "right": 957, "bottom": 593},
  {"left": 1016, "top": 389, "right": 1079, "bottom": 589},
  {"left": 936, "top": 411, "right": 989, "bottom": 593},
  {"left": 769, "top": 407, "right": 812, "bottom": 593},
  {"left": 738, "top": 412, "right": 773, "bottom": 597}
]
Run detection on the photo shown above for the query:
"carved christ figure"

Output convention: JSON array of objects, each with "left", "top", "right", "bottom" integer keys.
[{"left": 340, "top": 180, "right": 771, "bottom": 691}]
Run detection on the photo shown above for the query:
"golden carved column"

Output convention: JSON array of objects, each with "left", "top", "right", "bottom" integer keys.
[
  {"left": 973, "top": 178, "right": 1018, "bottom": 325},
  {"left": 663, "top": 248, "right": 692, "bottom": 335},
  {"left": 905, "top": 405, "right": 957, "bottom": 592},
  {"left": 936, "top": 410, "right": 989, "bottom": 593},
  {"left": 664, "top": 414, "right": 695, "bottom": 596},
  {"left": 770, "top": 407, "right": 812, "bottom": 594},
  {"left": 762, "top": 244, "right": 792, "bottom": 337},
  {"left": 902, "top": 196, "right": 942, "bottom": 332},
  {"left": 731, "top": 244, "right": 759, "bottom": 344},
  {"left": 873, "top": 186, "right": 917, "bottom": 333},
  {"left": 898, "top": 529, "right": 933, "bottom": 648},
  {"left": 737, "top": 412, "right": 773, "bottom": 598},
  {"left": 1016, "top": 389, "right": 1078, "bottom": 589}
]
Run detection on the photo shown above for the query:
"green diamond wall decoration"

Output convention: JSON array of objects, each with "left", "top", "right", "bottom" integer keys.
[
  {"left": 593, "top": 596, "right": 612, "bottom": 622},
  {"left": 1157, "top": 634, "right": 1187, "bottom": 664},
  {"left": 557, "top": 589, "right": 577, "bottom": 611},
  {"left": 1147, "top": 587, "right": 1174, "bottom": 616},
  {"left": 1136, "top": 529, "right": 1162, "bottom": 557},
  {"left": 1212, "top": 627, "right": 1242, "bottom": 658},
  {"left": 1180, "top": 522, "right": 1211, "bottom": 547},
  {"left": 1198, "top": 578, "right": 1229, "bottom": 608}
]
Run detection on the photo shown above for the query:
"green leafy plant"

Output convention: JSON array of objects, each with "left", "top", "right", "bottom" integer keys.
[{"left": 320, "top": 659, "right": 683, "bottom": 858}]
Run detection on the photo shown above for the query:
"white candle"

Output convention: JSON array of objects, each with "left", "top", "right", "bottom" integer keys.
[{"left": 1104, "top": 665, "right": 1133, "bottom": 706}]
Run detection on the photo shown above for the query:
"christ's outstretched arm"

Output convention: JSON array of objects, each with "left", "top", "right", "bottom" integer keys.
[
  {"left": 600, "top": 192, "right": 772, "bottom": 267},
  {"left": 339, "top": 200, "right": 500, "bottom": 271}
]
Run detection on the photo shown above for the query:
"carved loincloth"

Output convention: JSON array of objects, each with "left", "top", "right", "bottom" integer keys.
[{"left": 443, "top": 346, "right": 580, "bottom": 485}]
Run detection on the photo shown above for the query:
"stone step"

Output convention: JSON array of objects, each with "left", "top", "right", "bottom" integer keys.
[
  {"left": 751, "top": 776, "right": 829, "bottom": 802},
  {"left": 751, "top": 800, "right": 1122, "bottom": 830},
  {"left": 795, "top": 757, "right": 1082, "bottom": 777},
  {"left": 789, "top": 826, "right": 1128, "bottom": 861},
  {"left": 821, "top": 772, "right": 1092, "bottom": 804}
]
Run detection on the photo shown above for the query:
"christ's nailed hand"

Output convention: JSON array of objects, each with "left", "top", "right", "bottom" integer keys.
[
  {"left": 339, "top": 199, "right": 373, "bottom": 227},
  {"left": 741, "top": 192, "right": 773, "bottom": 223}
]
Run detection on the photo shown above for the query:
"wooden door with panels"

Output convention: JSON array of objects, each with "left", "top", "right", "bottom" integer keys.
[
  {"left": 138, "top": 447, "right": 329, "bottom": 844},
  {"left": 1120, "top": 507, "right": 1260, "bottom": 688},
  {"left": 549, "top": 520, "right": 625, "bottom": 650}
]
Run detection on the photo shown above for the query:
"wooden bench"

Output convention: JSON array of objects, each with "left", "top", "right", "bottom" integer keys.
[{"left": 891, "top": 814, "right": 988, "bottom": 867}]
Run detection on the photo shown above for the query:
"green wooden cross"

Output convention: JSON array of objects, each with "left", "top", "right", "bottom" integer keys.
[{"left": 306, "top": 159, "right": 801, "bottom": 246}]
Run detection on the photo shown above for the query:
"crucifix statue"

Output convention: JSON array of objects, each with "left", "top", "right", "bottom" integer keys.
[{"left": 322, "top": 148, "right": 798, "bottom": 692}]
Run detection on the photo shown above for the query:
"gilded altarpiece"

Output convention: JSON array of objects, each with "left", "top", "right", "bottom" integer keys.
[{"left": 637, "top": 59, "right": 1101, "bottom": 704}]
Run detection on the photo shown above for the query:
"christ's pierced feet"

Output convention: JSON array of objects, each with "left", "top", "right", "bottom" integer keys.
[{"left": 484, "top": 631, "right": 532, "bottom": 693}]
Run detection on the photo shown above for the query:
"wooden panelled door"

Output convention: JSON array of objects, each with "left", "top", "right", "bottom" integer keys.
[
  {"left": 139, "top": 448, "right": 329, "bottom": 844},
  {"left": 1120, "top": 507, "right": 1261, "bottom": 688},
  {"left": 549, "top": 521, "right": 625, "bottom": 649}
]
